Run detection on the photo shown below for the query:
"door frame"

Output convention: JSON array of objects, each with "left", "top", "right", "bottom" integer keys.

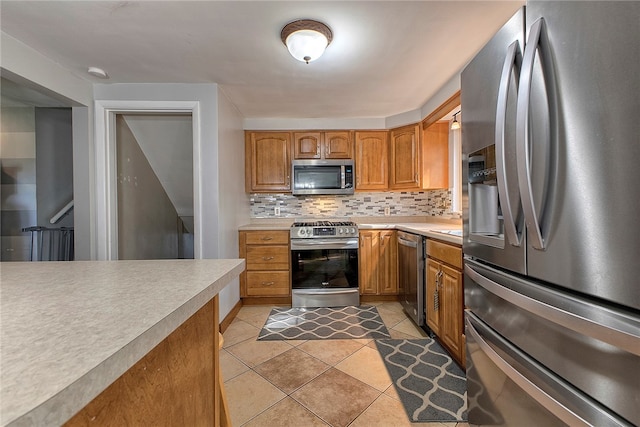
[{"left": 94, "top": 100, "right": 201, "bottom": 260}]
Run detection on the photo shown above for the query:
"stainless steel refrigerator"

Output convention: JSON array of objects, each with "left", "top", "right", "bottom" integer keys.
[{"left": 461, "top": 2, "right": 640, "bottom": 426}]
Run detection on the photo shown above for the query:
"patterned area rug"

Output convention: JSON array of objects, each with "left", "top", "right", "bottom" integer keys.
[
  {"left": 376, "top": 338, "right": 468, "bottom": 422},
  {"left": 257, "top": 306, "right": 391, "bottom": 340}
]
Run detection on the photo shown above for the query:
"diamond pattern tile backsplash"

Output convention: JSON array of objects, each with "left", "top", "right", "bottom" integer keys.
[{"left": 249, "top": 190, "right": 461, "bottom": 219}]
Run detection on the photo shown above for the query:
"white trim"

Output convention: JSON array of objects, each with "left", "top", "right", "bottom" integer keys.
[{"left": 94, "top": 100, "right": 201, "bottom": 260}]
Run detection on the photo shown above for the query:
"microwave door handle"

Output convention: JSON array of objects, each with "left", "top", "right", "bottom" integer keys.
[
  {"left": 341, "top": 165, "right": 346, "bottom": 189},
  {"left": 496, "top": 40, "right": 522, "bottom": 247}
]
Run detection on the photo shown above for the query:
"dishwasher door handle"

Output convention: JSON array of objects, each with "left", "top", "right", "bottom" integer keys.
[{"left": 397, "top": 237, "right": 418, "bottom": 248}]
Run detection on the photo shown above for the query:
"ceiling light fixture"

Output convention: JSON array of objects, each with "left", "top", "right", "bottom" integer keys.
[
  {"left": 451, "top": 111, "right": 461, "bottom": 130},
  {"left": 281, "top": 19, "right": 333, "bottom": 64},
  {"left": 87, "top": 66, "right": 109, "bottom": 79}
]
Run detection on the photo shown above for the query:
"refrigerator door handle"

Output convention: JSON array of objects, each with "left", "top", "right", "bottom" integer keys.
[
  {"left": 516, "top": 18, "right": 549, "bottom": 250},
  {"left": 465, "top": 263, "right": 640, "bottom": 356},
  {"left": 466, "top": 315, "right": 592, "bottom": 427},
  {"left": 495, "top": 40, "right": 522, "bottom": 247}
]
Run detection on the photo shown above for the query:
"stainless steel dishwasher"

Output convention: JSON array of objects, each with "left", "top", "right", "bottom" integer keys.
[{"left": 397, "top": 231, "right": 425, "bottom": 326}]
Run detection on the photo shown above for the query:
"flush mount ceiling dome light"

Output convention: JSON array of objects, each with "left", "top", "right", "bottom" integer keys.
[{"left": 281, "top": 19, "right": 333, "bottom": 64}]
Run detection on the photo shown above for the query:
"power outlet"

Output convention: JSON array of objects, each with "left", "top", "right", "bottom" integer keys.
[
  {"left": 274, "top": 206, "right": 281, "bottom": 216},
  {"left": 384, "top": 206, "right": 391, "bottom": 216}
]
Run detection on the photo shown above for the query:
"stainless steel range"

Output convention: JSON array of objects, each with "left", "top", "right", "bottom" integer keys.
[{"left": 290, "top": 220, "right": 359, "bottom": 308}]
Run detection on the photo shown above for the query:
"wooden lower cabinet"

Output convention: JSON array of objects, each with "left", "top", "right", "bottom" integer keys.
[
  {"left": 239, "top": 230, "right": 291, "bottom": 303},
  {"left": 66, "top": 298, "right": 220, "bottom": 426},
  {"left": 425, "top": 239, "right": 464, "bottom": 367},
  {"left": 359, "top": 230, "right": 398, "bottom": 295}
]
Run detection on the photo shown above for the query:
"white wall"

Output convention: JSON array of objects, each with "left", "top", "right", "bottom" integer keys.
[
  {"left": 216, "top": 87, "right": 250, "bottom": 320},
  {"left": 123, "top": 114, "right": 193, "bottom": 217}
]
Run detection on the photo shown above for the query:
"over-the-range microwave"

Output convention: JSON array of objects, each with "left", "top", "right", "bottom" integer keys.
[{"left": 291, "top": 159, "right": 355, "bottom": 195}]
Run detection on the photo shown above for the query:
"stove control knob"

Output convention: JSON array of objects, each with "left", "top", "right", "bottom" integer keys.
[
  {"left": 350, "top": 228, "right": 356, "bottom": 234},
  {"left": 338, "top": 228, "right": 343, "bottom": 234}
]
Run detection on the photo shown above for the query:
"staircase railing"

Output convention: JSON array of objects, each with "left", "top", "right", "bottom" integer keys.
[{"left": 22, "top": 226, "right": 74, "bottom": 261}]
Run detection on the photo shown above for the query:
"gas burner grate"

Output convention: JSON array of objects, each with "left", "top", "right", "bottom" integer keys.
[{"left": 292, "top": 220, "right": 356, "bottom": 228}]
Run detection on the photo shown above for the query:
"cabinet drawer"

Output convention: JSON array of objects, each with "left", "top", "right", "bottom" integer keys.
[
  {"left": 246, "top": 272, "right": 290, "bottom": 296},
  {"left": 244, "top": 230, "right": 289, "bottom": 245},
  {"left": 246, "top": 246, "right": 290, "bottom": 270},
  {"left": 427, "top": 239, "right": 462, "bottom": 269}
]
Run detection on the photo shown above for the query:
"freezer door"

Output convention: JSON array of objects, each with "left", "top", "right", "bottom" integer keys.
[
  {"left": 462, "top": 7, "right": 526, "bottom": 274},
  {"left": 466, "top": 312, "right": 632, "bottom": 427},
  {"left": 520, "top": 1, "right": 640, "bottom": 310},
  {"left": 465, "top": 259, "right": 640, "bottom": 425}
]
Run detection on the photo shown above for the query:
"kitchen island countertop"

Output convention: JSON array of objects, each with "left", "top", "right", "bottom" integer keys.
[{"left": 0, "top": 259, "right": 245, "bottom": 427}]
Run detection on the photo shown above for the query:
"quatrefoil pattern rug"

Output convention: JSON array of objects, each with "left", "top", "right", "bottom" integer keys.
[
  {"left": 257, "top": 305, "right": 391, "bottom": 340},
  {"left": 375, "top": 338, "right": 468, "bottom": 422}
]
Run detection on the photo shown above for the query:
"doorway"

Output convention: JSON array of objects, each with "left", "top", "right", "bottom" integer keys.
[
  {"left": 115, "top": 113, "right": 193, "bottom": 260},
  {"left": 94, "top": 100, "right": 202, "bottom": 260}
]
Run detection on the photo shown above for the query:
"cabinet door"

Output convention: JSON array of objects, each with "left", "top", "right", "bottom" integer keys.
[
  {"left": 324, "top": 131, "right": 353, "bottom": 159},
  {"left": 246, "top": 132, "right": 291, "bottom": 192},
  {"left": 390, "top": 124, "right": 420, "bottom": 190},
  {"left": 355, "top": 131, "right": 388, "bottom": 190},
  {"left": 425, "top": 259, "right": 441, "bottom": 335},
  {"left": 421, "top": 122, "right": 449, "bottom": 189},
  {"left": 293, "top": 132, "right": 322, "bottom": 159},
  {"left": 440, "top": 263, "right": 463, "bottom": 362},
  {"left": 359, "top": 231, "right": 379, "bottom": 295},
  {"left": 379, "top": 230, "right": 398, "bottom": 294}
]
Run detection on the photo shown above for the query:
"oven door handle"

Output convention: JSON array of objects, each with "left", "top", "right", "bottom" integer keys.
[
  {"left": 291, "top": 239, "right": 359, "bottom": 250},
  {"left": 293, "top": 289, "right": 359, "bottom": 295}
]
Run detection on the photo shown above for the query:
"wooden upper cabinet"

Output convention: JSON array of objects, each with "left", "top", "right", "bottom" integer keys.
[
  {"left": 390, "top": 124, "right": 420, "bottom": 190},
  {"left": 422, "top": 122, "right": 449, "bottom": 189},
  {"left": 245, "top": 131, "right": 291, "bottom": 193},
  {"left": 355, "top": 131, "right": 388, "bottom": 191},
  {"left": 293, "top": 131, "right": 353, "bottom": 160},
  {"left": 324, "top": 131, "right": 353, "bottom": 159},
  {"left": 293, "top": 132, "right": 322, "bottom": 159}
]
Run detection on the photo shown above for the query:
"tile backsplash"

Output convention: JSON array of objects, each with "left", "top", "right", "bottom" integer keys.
[{"left": 250, "top": 190, "right": 461, "bottom": 219}]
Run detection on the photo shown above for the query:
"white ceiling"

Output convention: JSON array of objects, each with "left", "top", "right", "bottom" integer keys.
[{"left": 0, "top": 1, "right": 523, "bottom": 119}]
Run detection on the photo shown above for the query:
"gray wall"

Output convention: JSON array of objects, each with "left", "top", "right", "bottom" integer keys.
[
  {"left": 0, "top": 106, "right": 36, "bottom": 261},
  {"left": 116, "top": 115, "right": 179, "bottom": 260},
  {"left": 35, "top": 107, "right": 73, "bottom": 228}
]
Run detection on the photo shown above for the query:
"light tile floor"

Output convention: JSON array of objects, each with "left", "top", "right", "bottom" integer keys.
[{"left": 221, "top": 301, "right": 470, "bottom": 427}]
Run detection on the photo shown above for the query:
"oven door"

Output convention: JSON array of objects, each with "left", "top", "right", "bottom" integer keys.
[{"left": 291, "top": 238, "right": 359, "bottom": 307}]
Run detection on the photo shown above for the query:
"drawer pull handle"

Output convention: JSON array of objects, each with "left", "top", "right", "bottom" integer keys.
[
  {"left": 262, "top": 256, "right": 274, "bottom": 261},
  {"left": 261, "top": 236, "right": 273, "bottom": 241},
  {"left": 262, "top": 281, "right": 275, "bottom": 286}
]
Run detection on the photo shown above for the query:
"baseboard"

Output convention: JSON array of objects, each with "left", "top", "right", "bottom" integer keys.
[
  {"left": 219, "top": 299, "right": 242, "bottom": 334},
  {"left": 360, "top": 295, "right": 400, "bottom": 303},
  {"left": 241, "top": 296, "right": 292, "bottom": 306}
]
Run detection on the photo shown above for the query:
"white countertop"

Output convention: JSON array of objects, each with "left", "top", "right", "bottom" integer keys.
[
  {"left": 358, "top": 222, "right": 463, "bottom": 245},
  {"left": 238, "top": 217, "right": 463, "bottom": 244},
  {"left": 0, "top": 259, "right": 245, "bottom": 427}
]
